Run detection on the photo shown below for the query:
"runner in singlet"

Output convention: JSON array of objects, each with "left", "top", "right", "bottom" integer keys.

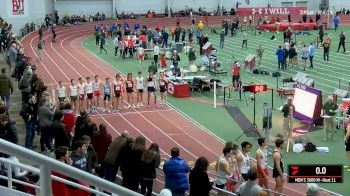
[
  {"left": 136, "top": 71, "right": 144, "bottom": 107},
  {"left": 85, "top": 77, "right": 94, "bottom": 113},
  {"left": 57, "top": 81, "right": 66, "bottom": 102},
  {"left": 256, "top": 137, "right": 269, "bottom": 189},
  {"left": 215, "top": 146, "right": 234, "bottom": 190},
  {"left": 92, "top": 75, "right": 101, "bottom": 112},
  {"left": 273, "top": 138, "right": 285, "bottom": 195},
  {"left": 137, "top": 46, "right": 144, "bottom": 69},
  {"left": 69, "top": 79, "right": 78, "bottom": 114},
  {"left": 125, "top": 73, "right": 135, "bottom": 108},
  {"left": 237, "top": 142, "right": 251, "bottom": 181},
  {"left": 158, "top": 71, "right": 168, "bottom": 105},
  {"left": 147, "top": 70, "right": 156, "bottom": 105},
  {"left": 77, "top": 77, "right": 86, "bottom": 112},
  {"left": 113, "top": 74, "right": 123, "bottom": 111},
  {"left": 103, "top": 77, "right": 112, "bottom": 112}
]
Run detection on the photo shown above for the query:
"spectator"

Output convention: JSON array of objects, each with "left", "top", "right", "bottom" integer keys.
[
  {"left": 122, "top": 135, "right": 146, "bottom": 191},
  {"left": 163, "top": 147, "right": 190, "bottom": 196},
  {"left": 309, "top": 42, "right": 315, "bottom": 69},
  {"left": 20, "top": 94, "right": 37, "bottom": 149},
  {"left": 38, "top": 97, "right": 54, "bottom": 152},
  {"left": 171, "top": 50, "right": 180, "bottom": 70},
  {"left": 242, "top": 29, "right": 248, "bottom": 49},
  {"left": 51, "top": 110, "right": 69, "bottom": 149},
  {"left": 52, "top": 146, "right": 72, "bottom": 196},
  {"left": 8, "top": 43, "right": 17, "bottom": 73},
  {"left": 92, "top": 123, "right": 112, "bottom": 175},
  {"left": 103, "top": 130, "right": 129, "bottom": 182},
  {"left": 236, "top": 166, "right": 265, "bottom": 196},
  {"left": 188, "top": 47, "right": 196, "bottom": 65},
  {"left": 0, "top": 114, "right": 18, "bottom": 144},
  {"left": 189, "top": 156, "right": 212, "bottom": 196},
  {"left": 333, "top": 15, "right": 340, "bottom": 32},
  {"left": 0, "top": 68, "right": 13, "bottom": 110},
  {"left": 61, "top": 102, "right": 76, "bottom": 143},
  {"left": 141, "top": 143, "right": 161, "bottom": 196},
  {"left": 81, "top": 135, "right": 98, "bottom": 174},
  {"left": 71, "top": 140, "right": 88, "bottom": 172},
  {"left": 18, "top": 67, "right": 32, "bottom": 105},
  {"left": 73, "top": 115, "right": 97, "bottom": 143}
]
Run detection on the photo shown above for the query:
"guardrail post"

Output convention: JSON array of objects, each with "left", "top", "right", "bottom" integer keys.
[
  {"left": 6, "top": 162, "right": 13, "bottom": 189},
  {"left": 40, "top": 165, "right": 52, "bottom": 196}
]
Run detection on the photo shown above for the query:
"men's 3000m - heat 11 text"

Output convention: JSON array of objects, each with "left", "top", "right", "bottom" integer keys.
[{"left": 288, "top": 165, "right": 343, "bottom": 183}]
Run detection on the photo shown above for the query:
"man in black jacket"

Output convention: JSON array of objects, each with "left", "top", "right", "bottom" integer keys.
[
  {"left": 51, "top": 110, "right": 69, "bottom": 149},
  {"left": 0, "top": 114, "right": 18, "bottom": 144},
  {"left": 20, "top": 94, "right": 37, "bottom": 149}
]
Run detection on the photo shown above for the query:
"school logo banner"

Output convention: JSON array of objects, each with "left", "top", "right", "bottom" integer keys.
[{"left": 12, "top": 0, "right": 25, "bottom": 15}]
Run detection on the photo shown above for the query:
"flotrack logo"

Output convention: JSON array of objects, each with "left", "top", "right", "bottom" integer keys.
[{"left": 299, "top": 10, "right": 334, "bottom": 15}]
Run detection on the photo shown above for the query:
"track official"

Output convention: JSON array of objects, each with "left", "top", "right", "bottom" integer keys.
[
  {"left": 322, "top": 96, "right": 338, "bottom": 141},
  {"left": 281, "top": 97, "right": 295, "bottom": 138}
]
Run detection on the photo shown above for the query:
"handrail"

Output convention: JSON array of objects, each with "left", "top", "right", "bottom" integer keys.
[
  {"left": 0, "top": 139, "right": 142, "bottom": 196},
  {"left": 0, "top": 158, "right": 110, "bottom": 196}
]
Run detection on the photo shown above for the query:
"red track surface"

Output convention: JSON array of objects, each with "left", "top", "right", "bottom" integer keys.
[{"left": 21, "top": 18, "right": 337, "bottom": 195}]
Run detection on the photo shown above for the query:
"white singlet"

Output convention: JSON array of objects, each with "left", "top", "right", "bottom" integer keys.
[
  {"left": 57, "top": 86, "right": 66, "bottom": 98},
  {"left": 69, "top": 85, "right": 78, "bottom": 97},
  {"left": 86, "top": 82, "right": 93, "bottom": 94},
  {"left": 239, "top": 151, "right": 250, "bottom": 174},
  {"left": 136, "top": 76, "right": 144, "bottom": 90},
  {"left": 215, "top": 156, "right": 229, "bottom": 186},
  {"left": 147, "top": 76, "right": 155, "bottom": 87},
  {"left": 78, "top": 83, "right": 85, "bottom": 95},
  {"left": 257, "top": 148, "right": 268, "bottom": 170},
  {"left": 92, "top": 81, "right": 100, "bottom": 92}
]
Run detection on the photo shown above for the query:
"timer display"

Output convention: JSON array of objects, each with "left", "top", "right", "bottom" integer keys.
[{"left": 288, "top": 165, "right": 342, "bottom": 183}]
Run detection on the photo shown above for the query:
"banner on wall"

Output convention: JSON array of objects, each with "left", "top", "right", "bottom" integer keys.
[
  {"left": 237, "top": 7, "right": 307, "bottom": 16},
  {"left": 12, "top": 0, "right": 25, "bottom": 15}
]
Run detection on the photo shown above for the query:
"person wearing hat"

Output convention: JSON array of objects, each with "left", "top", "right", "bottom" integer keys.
[{"left": 232, "top": 61, "right": 241, "bottom": 89}]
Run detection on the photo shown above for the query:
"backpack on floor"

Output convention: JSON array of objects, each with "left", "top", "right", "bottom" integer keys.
[{"left": 305, "top": 142, "right": 316, "bottom": 152}]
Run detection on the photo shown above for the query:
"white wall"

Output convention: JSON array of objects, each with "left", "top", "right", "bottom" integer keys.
[
  {"left": 115, "top": 0, "right": 164, "bottom": 14},
  {"left": 329, "top": 0, "right": 350, "bottom": 11},
  {"left": 55, "top": 0, "right": 113, "bottom": 17},
  {"left": 0, "top": 0, "right": 52, "bottom": 35}
]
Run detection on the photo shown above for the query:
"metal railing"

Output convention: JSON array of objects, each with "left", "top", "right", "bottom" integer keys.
[{"left": 0, "top": 139, "right": 142, "bottom": 196}]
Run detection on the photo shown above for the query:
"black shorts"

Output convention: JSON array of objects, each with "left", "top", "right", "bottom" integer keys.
[
  {"left": 232, "top": 75, "right": 240, "bottom": 84},
  {"left": 104, "top": 94, "right": 111, "bottom": 101},
  {"left": 126, "top": 88, "right": 134, "bottom": 93},
  {"left": 148, "top": 86, "right": 155, "bottom": 93},
  {"left": 138, "top": 89, "right": 144, "bottom": 93},
  {"left": 87, "top": 93, "right": 93, "bottom": 100},
  {"left": 114, "top": 91, "right": 121, "bottom": 98},
  {"left": 160, "top": 86, "right": 167, "bottom": 93},
  {"left": 263, "top": 117, "right": 272, "bottom": 129}
]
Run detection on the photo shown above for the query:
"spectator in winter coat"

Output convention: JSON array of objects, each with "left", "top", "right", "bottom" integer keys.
[
  {"left": 163, "top": 147, "right": 190, "bottom": 195},
  {"left": 61, "top": 102, "right": 76, "bottom": 143},
  {"left": 122, "top": 136, "right": 146, "bottom": 191},
  {"left": 141, "top": 143, "right": 161, "bottom": 196},
  {"left": 81, "top": 135, "right": 99, "bottom": 174},
  {"left": 189, "top": 156, "right": 212, "bottom": 196},
  {"left": 51, "top": 110, "right": 69, "bottom": 149},
  {"left": 92, "top": 123, "right": 112, "bottom": 176},
  {"left": 20, "top": 94, "right": 37, "bottom": 149},
  {"left": 0, "top": 68, "right": 13, "bottom": 110},
  {"left": 8, "top": 43, "right": 17, "bottom": 71},
  {"left": 103, "top": 130, "right": 129, "bottom": 182},
  {"left": 52, "top": 146, "right": 72, "bottom": 196},
  {"left": 0, "top": 114, "right": 18, "bottom": 144},
  {"left": 73, "top": 115, "right": 97, "bottom": 143},
  {"left": 38, "top": 97, "right": 54, "bottom": 152},
  {"left": 19, "top": 67, "right": 32, "bottom": 105}
]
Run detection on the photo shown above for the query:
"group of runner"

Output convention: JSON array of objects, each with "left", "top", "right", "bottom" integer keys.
[{"left": 56, "top": 71, "right": 169, "bottom": 114}]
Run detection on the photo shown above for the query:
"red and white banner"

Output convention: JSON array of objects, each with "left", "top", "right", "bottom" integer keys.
[
  {"left": 237, "top": 7, "right": 307, "bottom": 16},
  {"left": 12, "top": 0, "right": 25, "bottom": 15}
]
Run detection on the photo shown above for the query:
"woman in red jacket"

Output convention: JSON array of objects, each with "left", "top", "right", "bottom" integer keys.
[{"left": 61, "top": 102, "right": 76, "bottom": 145}]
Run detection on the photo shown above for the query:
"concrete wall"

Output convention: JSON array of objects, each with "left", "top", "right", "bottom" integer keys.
[
  {"left": 115, "top": 0, "right": 164, "bottom": 14},
  {"left": 329, "top": 0, "right": 350, "bottom": 11},
  {"left": 55, "top": 0, "right": 113, "bottom": 17},
  {"left": 0, "top": 0, "right": 52, "bottom": 35}
]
